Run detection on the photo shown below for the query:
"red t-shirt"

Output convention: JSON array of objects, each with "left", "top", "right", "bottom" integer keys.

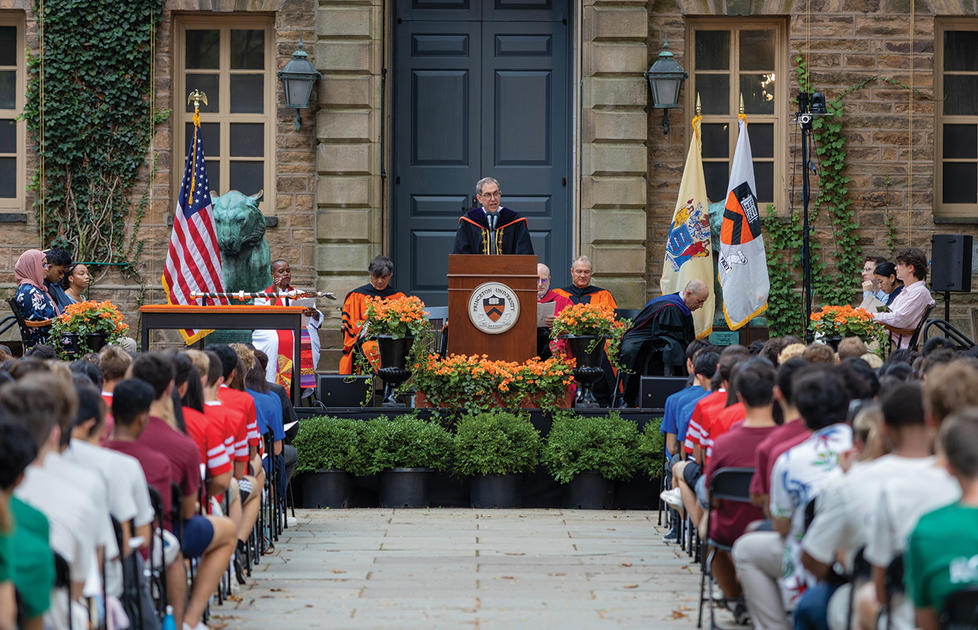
[
  {"left": 105, "top": 439, "right": 174, "bottom": 529},
  {"left": 685, "top": 390, "right": 727, "bottom": 455},
  {"left": 183, "top": 406, "right": 232, "bottom": 478},
  {"left": 137, "top": 417, "right": 202, "bottom": 508},
  {"left": 749, "top": 418, "right": 811, "bottom": 498},
  {"left": 218, "top": 386, "right": 260, "bottom": 448},
  {"left": 705, "top": 423, "right": 778, "bottom": 546},
  {"left": 703, "top": 402, "right": 746, "bottom": 462},
  {"left": 205, "top": 401, "right": 248, "bottom": 463}
]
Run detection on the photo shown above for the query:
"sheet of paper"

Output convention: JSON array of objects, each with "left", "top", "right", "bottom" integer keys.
[
  {"left": 295, "top": 297, "right": 317, "bottom": 327},
  {"left": 537, "top": 301, "right": 555, "bottom": 327}
]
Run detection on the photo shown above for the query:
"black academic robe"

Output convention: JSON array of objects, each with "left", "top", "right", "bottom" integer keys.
[
  {"left": 619, "top": 293, "right": 695, "bottom": 406},
  {"left": 452, "top": 207, "right": 534, "bottom": 255}
]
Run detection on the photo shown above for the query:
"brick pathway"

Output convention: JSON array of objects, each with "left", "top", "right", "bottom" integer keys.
[{"left": 211, "top": 508, "right": 736, "bottom": 629}]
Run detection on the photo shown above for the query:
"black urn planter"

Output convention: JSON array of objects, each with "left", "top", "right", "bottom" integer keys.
[
  {"left": 470, "top": 474, "right": 521, "bottom": 508},
  {"left": 59, "top": 332, "right": 80, "bottom": 358},
  {"left": 823, "top": 336, "right": 842, "bottom": 351},
  {"left": 301, "top": 469, "right": 352, "bottom": 508},
  {"left": 379, "top": 467, "right": 431, "bottom": 508},
  {"left": 85, "top": 333, "right": 108, "bottom": 353},
  {"left": 376, "top": 335, "right": 414, "bottom": 407},
  {"left": 564, "top": 471, "right": 615, "bottom": 510},
  {"left": 564, "top": 335, "right": 606, "bottom": 409}
]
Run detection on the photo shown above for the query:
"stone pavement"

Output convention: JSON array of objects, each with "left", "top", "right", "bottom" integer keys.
[{"left": 211, "top": 509, "right": 738, "bottom": 629}]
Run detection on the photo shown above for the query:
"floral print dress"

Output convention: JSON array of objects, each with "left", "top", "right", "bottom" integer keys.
[{"left": 14, "top": 284, "right": 57, "bottom": 347}]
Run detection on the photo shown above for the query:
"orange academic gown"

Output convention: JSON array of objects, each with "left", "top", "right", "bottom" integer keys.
[{"left": 339, "top": 284, "right": 407, "bottom": 375}]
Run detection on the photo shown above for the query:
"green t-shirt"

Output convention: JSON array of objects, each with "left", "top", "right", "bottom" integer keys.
[
  {"left": 9, "top": 497, "right": 53, "bottom": 619},
  {"left": 0, "top": 523, "right": 10, "bottom": 583},
  {"left": 905, "top": 502, "right": 978, "bottom": 610}
]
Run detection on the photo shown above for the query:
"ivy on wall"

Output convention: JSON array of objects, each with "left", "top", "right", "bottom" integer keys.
[
  {"left": 763, "top": 57, "right": 925, "bottom": 336},
  {"left": 22, "top": 0, "right": 168, "bottom": 278}
]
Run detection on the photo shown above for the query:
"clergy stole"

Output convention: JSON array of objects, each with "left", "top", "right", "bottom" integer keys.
[{"left": 267, "top": 285, "right": 316, "bottom": 389}]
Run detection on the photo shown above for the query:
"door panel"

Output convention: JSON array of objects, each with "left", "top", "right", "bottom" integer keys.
[{"left": 392, "top": 4, "right": 569, "bottom": 306}]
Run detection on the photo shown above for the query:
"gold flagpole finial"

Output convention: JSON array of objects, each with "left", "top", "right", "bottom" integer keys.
[
  {"left": 187, "top": 90, "right": 208, "bottom": 127},
  {"left": 739, "top": 93, "right": 745, "bottom": 115},
  {"left": 696, "top": 93, "right": 702, "bottom": 116}
]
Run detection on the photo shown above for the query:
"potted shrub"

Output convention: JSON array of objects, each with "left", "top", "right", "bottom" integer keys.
[
  {"left": 637, "top": 418, "right": 667, "bottom": 481},
  {"left": 294, "top": 416, "right": 369, "bottom": 508},
  {"left": 542, "top": 411, "right": 642, "bottom": 509},
  {"left": 363, "top": 413, "right": 453, "bottom": 508},
  {"left": 454, "top": 410, "right": 541, "bottom": 508}
]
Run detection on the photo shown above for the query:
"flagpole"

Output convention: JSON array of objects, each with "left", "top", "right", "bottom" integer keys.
[{"left": 797, "top": 94, "right": 814, "bottom": 341}]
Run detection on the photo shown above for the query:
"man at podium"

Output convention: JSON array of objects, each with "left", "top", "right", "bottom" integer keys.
[{"left": 453, "top": 177, "right": 534, "bottom": 256}]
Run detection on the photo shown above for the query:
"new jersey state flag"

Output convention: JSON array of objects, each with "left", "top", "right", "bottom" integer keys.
[
  {"left": 718, "top": 115, "right": 769, "bottom": 330},
  {"left": 660, "top": 115, "right": 715, "bottom": 338}
]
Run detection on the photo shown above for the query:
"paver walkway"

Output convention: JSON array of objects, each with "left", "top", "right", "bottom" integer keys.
[{"left": 212, "top": 509, "right": 735, "bottom": 629}]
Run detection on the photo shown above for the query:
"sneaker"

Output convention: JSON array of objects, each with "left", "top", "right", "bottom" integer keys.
[
  {"left": 659, "top": 487, "right": 684, "bottom": 511},
  {"left": 662, "top": 527, "right": 679, "bottom": 543}
]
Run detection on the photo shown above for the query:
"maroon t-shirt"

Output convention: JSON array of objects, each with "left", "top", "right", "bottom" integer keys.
[
  {"left": 705, "top": 424, "right": 777, "bottom": 545},
  {"left": 749, "top": 418, "right": 811, "bottom": 498},
  {"left": 138, "top": 417, "right": 202, "bottom": 507},
  {"left": 105, "top": 439, "right": 174, "bottom": 528}
]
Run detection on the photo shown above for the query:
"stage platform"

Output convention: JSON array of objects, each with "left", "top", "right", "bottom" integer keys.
[{"left": 289, "top": 406, "right": 665, "bottom": 510}]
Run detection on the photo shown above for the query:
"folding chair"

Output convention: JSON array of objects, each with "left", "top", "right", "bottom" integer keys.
[
  {"left": 940, "top": 585, "right": 978, "bottom": 630},
  {"left": 697, "top": 467, "right": 754, "bottom": 630},
  {"left": 146, "top": 486, "right": 169, "bottom": 620},
  {"left": 883, "top": 555, "right": 904, "bottom": 630},
  {"left": 846, "top": 546, "right": 872, "bottom": 630}
]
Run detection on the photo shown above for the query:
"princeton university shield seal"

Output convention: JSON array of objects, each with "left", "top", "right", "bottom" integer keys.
[{"left": 468, "top": 282, "right": 520, "bottom": 334}]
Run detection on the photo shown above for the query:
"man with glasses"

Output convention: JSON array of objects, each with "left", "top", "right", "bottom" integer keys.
[{"left": 453, "top": 177, "right": 534, "bottom": 255}]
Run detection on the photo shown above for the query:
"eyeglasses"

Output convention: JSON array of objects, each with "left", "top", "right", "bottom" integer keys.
[{"left": 479, "top": 191, "right": 502, "bottom": 198}]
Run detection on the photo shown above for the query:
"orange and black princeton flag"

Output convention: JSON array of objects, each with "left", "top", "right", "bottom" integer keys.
[{"left": 718, "top": 115, "right": 769, "bottom": 330}]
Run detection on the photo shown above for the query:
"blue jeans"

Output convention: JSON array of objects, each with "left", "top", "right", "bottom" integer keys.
[{"left": 793, "top": 582, "right": 840, "bottom": 630}]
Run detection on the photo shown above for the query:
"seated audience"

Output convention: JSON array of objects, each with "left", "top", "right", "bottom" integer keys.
[
  {"left": 904, "top": 408, "right": 978, "bottom": 630},
  {"left": 0, "top": 419, "right": 54, "bottom": 630},
  {"left": 702, "top": 358, "right": 779, "bottom": 622}
]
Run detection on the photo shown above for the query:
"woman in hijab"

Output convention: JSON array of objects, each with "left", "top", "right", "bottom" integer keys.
[{"left": 13, "top": 249, "right": 59, "bottom": 347}]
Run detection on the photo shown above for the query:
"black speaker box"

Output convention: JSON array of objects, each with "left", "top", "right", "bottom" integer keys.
[
  {"left": 317, "top": 375, "right": 371, "bottom": 407},
  {"left": 931, "top": 234, "right": 973, "bottom": 292},
  {"left": 639, "top": 376, "right": 690, "bottom": 409}
]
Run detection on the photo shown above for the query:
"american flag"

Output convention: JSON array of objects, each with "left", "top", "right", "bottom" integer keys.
[{"left": 162, "top": 120, "right": 228, "bottom": 344}]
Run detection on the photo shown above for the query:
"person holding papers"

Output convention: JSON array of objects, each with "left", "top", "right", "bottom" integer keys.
[{"left": 251, "top": 258, "right": 324, "bottom": 396}]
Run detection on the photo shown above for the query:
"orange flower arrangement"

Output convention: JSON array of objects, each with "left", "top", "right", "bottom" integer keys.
[
  {"left": 809, "top": 304, "right": 886, "bottom": 352},
  {"left": 550, "top": 302, "right": 630, "bottom": 369},
  {"left": 49, "top": 300, "right": 129, "bottom": 357},
  {"left": 363, "top": 295, "right": 429, "bottom": 339},
  {"left": 413, "top": 353, "right": 575, "bottom": 413}
]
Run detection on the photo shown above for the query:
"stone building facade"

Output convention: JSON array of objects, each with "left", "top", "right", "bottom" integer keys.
[{"left": 2, "top": 0, "right": 978, "bottom": 366}]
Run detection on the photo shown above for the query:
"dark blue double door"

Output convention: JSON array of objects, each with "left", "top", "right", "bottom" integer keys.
[{"left": 392, "top": 0, "right": 571, "bottom": 305}]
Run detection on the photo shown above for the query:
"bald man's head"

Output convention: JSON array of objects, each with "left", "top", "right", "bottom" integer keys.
[
  {"left": 682, "top": 279, "right": 709, "bottom": 311},
  {"left": 537, "top": 263, "right": 552, "bottom": 298}
]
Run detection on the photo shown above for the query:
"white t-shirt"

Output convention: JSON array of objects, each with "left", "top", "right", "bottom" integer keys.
[
  {"left": 865, "top": 463, "right": 961, "bottom": 568},
  {"left": 802, "top": 455, "right": 936, "bottom": 569},
  {"left": 64, "top": 440, "right": 141, "bottom": 523},
  {"left": 44, "top": 451, "right": 117, "bottom": 558},
  {"left": 14, "top": 463, "right": 99, "bottom": 586},
  {"left": 770, "top": 422, "right": 853, "bottom": 610}
]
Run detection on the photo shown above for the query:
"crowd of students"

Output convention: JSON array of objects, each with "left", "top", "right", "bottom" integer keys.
[
  {"left": 659, "top": 335, "right": 978, "bottom": 630},
  {"left": 0, "top": 340, "right": 297, "bottom": 630}
]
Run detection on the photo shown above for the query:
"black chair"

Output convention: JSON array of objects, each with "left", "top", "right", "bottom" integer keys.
[
  {"left": 941, "top": 585, "right": 978, "bottom": 629},
  {"left": 697, "top": 467, "right": 754, "bottom": 630},
  {"left": 6, "top": 296, "right": 53, "bottom": 349},
  {"left": 146, "top": 486, "right": 169, "bottom": 620}
]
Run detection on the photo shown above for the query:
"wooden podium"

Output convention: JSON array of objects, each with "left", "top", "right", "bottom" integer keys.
[{"left": 447, "top": 254, "right": 537, "bottom": 361}]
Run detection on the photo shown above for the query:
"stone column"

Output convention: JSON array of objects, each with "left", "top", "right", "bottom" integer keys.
[
  {"left": 580, "top": 0, "right": 648, "bottom": 307},
  {"left": 315, "top": 0, "right": 385, "bottom": 368}
]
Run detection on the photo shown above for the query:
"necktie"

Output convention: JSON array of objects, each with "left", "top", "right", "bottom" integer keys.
[{"left": 488, "top": 213, "right": 496, "bottom": 254}]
